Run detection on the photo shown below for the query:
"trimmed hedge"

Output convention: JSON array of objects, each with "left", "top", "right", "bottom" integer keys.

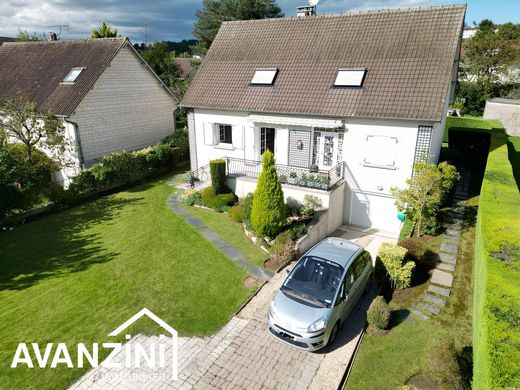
[
  {"left": 209, "top": 159, "right": 226, "bottom": 194},
  {"left": 367, "top": 296, "right": 390, "bottom": 330},
  {"left": 200, "top": 187, "right": 237, "bottom": 212},
  {"left": 377, "top": 243, "right": 414, "bottom": 289},
  {"left": 473, "top": 132, "right": 520, "bottom": 389}
]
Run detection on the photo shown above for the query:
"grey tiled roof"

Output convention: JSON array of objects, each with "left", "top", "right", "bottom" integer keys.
[
  {"left": 0, "top": 38, "right": 127, "bottom": 116},
  {"left": 181, "top": 5, "right": 466, "bottom": 122}
]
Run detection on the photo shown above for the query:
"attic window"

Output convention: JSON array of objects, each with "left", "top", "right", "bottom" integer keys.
[
  {"left": 334, "top": 68, "right": 367, "bottom": 87},
  {"left": 62, "top": 67, "right": 85, "bottom": 84},
  {"left": 251, "top": 68, "right": 278, "bottom": 85}
]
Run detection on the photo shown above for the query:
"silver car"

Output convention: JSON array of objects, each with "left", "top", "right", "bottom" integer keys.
[{"left": 268, "top": 237, "right": 373, "bottom": 351}]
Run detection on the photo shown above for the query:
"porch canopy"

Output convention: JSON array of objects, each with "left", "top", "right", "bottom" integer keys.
[{"left": 247, "top": 114, "right": 343, "bottom": 129}]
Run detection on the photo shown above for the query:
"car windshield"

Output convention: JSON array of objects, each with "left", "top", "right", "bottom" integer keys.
[{"left": 281, "top": 256, "right": 343, "bottom": 308}]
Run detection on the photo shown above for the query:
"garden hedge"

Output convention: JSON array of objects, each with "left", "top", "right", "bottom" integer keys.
[{"left": 473, "top": 132, "right": 520, "bottom": 389}]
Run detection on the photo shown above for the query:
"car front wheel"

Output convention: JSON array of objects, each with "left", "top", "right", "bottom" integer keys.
[{"left": 328, "top": 322, "right": 340, "bottom": 346}]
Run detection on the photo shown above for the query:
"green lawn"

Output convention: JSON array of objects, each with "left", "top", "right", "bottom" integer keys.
[
  {"left": 187, "top": 206, "right": 267, "bottom": 266},
  {"left": 0, "top": 178, "right": 256, "bottom": 389},
  {"left": 445, "top": 116, "right": 504, "bottom": 142}
]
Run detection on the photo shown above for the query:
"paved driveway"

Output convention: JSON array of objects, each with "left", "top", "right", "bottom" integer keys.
[{"left": 70, "top": 226, "right": 395, "bottom": 390}]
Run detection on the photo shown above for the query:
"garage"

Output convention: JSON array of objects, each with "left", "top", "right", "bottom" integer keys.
[{"left": 348, "top": 191, "right": 401, "bottom": 233}]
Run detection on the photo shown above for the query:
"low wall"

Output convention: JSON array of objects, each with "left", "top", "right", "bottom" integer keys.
[{"left": 483, "top": 100, "right": 520, "bottom": 136}]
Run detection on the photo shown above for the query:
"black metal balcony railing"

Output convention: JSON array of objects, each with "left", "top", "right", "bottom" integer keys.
[
  {"left": 189, "top": 158, "right": 344, "bottom": 191},
  {"left": 225, "top": 157, "right": 344, "bottom": 191}
]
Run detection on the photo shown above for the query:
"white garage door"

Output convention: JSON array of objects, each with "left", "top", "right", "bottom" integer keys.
[{"left": 350, "top": 191, "right": 401, "bottom": 233}]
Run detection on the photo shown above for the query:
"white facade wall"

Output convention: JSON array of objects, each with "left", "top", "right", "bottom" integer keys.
[
  {"left": 193, "top": 109, "right": 440, "bottom": 233},
  {"left": 70, "top": 44, "right": 176, "bottom": 165}
]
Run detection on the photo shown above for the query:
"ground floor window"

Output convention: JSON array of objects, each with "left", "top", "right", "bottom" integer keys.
[
  {"left": 219, "top": 124, "right": 232, "bottom": 144},
  {"left": 260, "top": 127, "right": 275, "bottom": 155}
]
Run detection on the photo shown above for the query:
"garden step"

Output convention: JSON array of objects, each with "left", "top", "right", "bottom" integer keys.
[
  {"left": 199, "top": 228, "right": 221, "bottom": 241},
  {"left": 212, "top": 238, "right": 227, "bottom": 247},
  {"left": 446, "top": 221, "right": 463, "bottom": 230},
  {"left": 436, "top": 262, "right": 456, "bottom": 272},
  {"left": 440, "top": 242, "right": 459, "bottom": 254},
  {"left": 431, "top": 270, "right": 454, "bottom": 288},
  {"left": 219, "top": 245, "right": 246, "bottom": 261},
  {"left": 423, "top": 293, "right": 447, "bottom": 307},
  {"left": 249, "top": 266, "right": 275, "bottom": 282},
  {"left": 409, "top": 307, "right": 430, "bottom": 320},
  {"left": 428, "top": 284, "right": 451, "bottom": 297},
  {"left": 417, "top": 301, "right": 441, "bottom": 315},
  {"left": 439, "top": 252, "right": 457, "bottom": 264},
  {"left": 186, "top": 217, "right": 204, "bottom": 227}
]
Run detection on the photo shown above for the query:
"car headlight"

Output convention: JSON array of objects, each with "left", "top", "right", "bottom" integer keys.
[{"left": 307, "top": 316, "right": 327, "bottom": 332}]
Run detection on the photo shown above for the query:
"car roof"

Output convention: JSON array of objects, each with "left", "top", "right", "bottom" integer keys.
[{"left": 305, "top": 237, "right": 363, "bottom": 268}]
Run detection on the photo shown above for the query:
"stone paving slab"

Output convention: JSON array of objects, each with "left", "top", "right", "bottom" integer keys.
[
  {"left": 446, "top": 220, "right": 463, "bottom": 229},
  {"left": 436, "top": 262, "right": 456, "bottom": 272},
  {"left": 409, "top": 307, "right": 430, "bottom": 320},
  {"left": 423, "top": 293, "right": 447, "bottom": 307},
  {"left": 417, "top": 301, "right": 441, "bottom": 315},
  {"left": 195, "top": 225, "right": 208, "bottom": 231},
  {"left": 440, "top": 242, "right": 459, "bottom": 254},
  {"left": 431, "top": 270, "right": 454, "bottom": 288},
  {"left": 186, "top": 218, "right": 204, "bottom": 227},
  {"left": 211, "top": 238, "right": 227, "bottom": 247},
  {"left": 428, "top": 284, "right": 451, "bottom": 297},
  {"left": 181, "top": 214, "right": 192, "bottom": 219},
  {"left": 219, "top": 245, "right": 245, "bottom": 262},
  {"left": 174, "top": 207, "right": 189, "bottom": 214},
  {"left": 199, "top": 228, "right": 221, "bottom": 241},
  {"left": 445, "top": 228, "right": 462, "bottom": 236},
  {"left": 238, "top": 259, "right": 255, "bottom": 268},
  {"left": 248, "top": 266, "right": 275, "bottom": 281},
  {"left": 443, "top": 235, "right": 461, "bottom": 245}
]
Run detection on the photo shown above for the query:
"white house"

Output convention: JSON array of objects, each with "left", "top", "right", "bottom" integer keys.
[
  {"left": 0, "top": 37, "right": 177, "bottom": 185},
  {"left": 181, "top": 5, "right": 466, "bottom": 234}
]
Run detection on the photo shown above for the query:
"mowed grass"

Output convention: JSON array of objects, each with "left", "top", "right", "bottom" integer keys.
[
  {"left": 0, "top": 178, "right": 254, "bottom": 389},
  {"left": 188, "top": 205, "right": 267, "bottom": 266}
]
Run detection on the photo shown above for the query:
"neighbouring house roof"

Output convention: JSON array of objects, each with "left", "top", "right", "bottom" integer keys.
[
  {"left": 0, "top": 36, "right": 16, "bottom": 45},
  {"left": 173, "top": 58, "right": 193, "bottom": 79},
  {"left": 0, "top": 37, "right": 176, "bottom": 116},
  {"left": 181, "top": 5, "right": 466, "bottom": 122}
]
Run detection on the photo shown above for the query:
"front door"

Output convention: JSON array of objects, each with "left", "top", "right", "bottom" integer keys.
[{"left": 316, "top": 132, "right": 339, "bottom": 170}]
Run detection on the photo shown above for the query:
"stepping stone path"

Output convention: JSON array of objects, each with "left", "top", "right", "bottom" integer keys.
[
  {"left": 408, "top": 168, "right": 471, "bottom": 321},
  {"left": 167, "top": 188, "right": 274, "bottom": 282}
]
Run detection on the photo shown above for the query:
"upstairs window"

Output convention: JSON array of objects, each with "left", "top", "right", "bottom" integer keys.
[
  {"left": 251, "top": 68, "right": 278, "bottom": 85},
  {"left": 334, "top": 68, "right": 367, "bottom": 87},
  {"left": 62, "top": 67, "right": 85, "bottom": 84}
]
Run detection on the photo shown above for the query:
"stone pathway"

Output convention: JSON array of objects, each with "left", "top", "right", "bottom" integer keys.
[
  {"left": 408, "top": 168, "right": 471, "bottom": 320},
  {"left": 167, "top": 188, "right": 274, "bottom": 282}
]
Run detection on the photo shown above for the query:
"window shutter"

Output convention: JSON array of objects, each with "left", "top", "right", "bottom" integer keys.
[
  {"left": 364, "top": 136, "right": 398, "bottom": 167},
  {"left": 232, "top": 125, "right": 243, "bottom": 149},
  {"left": 203, "top": 123, "right": 216, "bottom": 145}
]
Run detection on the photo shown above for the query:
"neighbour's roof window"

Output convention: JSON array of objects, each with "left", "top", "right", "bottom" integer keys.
[
  {"left": 334, "top": 68, "right": 367, "bottom": 87},
  {"left": 251, "top": 68, "right": 278, "bottom": 85},
  {"left": 62, "top": 67, "right": 85, "bottom": 84}
]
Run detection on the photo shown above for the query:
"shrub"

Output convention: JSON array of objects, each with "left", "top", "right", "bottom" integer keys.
[
  {"left": 271, "top": 230, "right": 294, "bottom": 265},
  {"left": 162, "top": 127, "right": 189, "bottom": 161},
  {"left": 181, "top": 189, "right": 201, "bottom": 206},
  {"left": 377, "top": 243, "right": 415, "bottom": 289},
  {"left": 398, "top": 237, "right": 427, "bottom": 260},
  {"left": 243, "top": 193, "right": 254, "bottom": 220},
  {"left": 251, "top": 151, "right": 286, "bottom": 237},
  {"left": 301, "top": 194, "right": 322, "bottom": 216},
  {"left": 209, "top": 159, "right": 226, "bottom": 194},
  {"left": 288, "top": 222, "right": 306, "bottom": 240},
  {"left": 229, "top": 205, "right": 245, "bottom": 222},
  {"left": 201, "top": 186, "right": 237, "bottom": 212},
  {"left": 367, "top": 296, "right": 390, "bottom": 330}
]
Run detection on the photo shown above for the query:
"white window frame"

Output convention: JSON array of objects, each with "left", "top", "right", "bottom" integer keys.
[
  {"left": 61, "top": 67, "right": 86, "bottom": 84},
  {"left": 334, "top": 68, "right": 367, "bottom": 87},
  {"left": 217, "top": 124, "right": 232, "bottom": 144},
  {"left": 250, "top": 68, "right": 278, "bottom": 85}
]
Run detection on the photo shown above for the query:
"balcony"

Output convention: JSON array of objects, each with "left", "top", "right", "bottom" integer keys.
[{"left": 190, "top": 157, "right": 344, "bottom": 192}]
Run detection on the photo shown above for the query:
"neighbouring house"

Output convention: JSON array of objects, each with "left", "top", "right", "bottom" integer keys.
[
  {"left": 173, "top": 58, "right": 194, "bottom": 80},
  {"left": 181, "top": 5, "right": 465, "bottom": 234},
  {"left": 0, "top": 36, "right": 16, "bottom": 46},
  {"left": 0, "top": 37, "right": 178, "bottom": 185},
  {"left": 484, "top": 98, "right": 520, "bottom": 136}
]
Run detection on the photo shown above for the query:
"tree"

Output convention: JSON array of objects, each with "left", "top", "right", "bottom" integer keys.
[
  {"left": 193, "top": 0, "right": 283, "bottom": 53},
  {"left": 0, "top": 96, "right": 70, "bottom": 165},
  {"left": 17, "top": 30, "right": 44, "bottom": 42},
  {"left": 391, "top": 162, "right": 459, "bottom": 237},
  {"left": 90, "top": 22, "right": 118, "bottom": 38},
  {"left": 141, "top": 42, "right": 181, "bottom": 88},
  {"left": 250, "top": 151, "right": 286, "bottom": 237}
]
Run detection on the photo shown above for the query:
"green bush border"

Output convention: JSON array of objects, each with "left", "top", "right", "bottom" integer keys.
[{"left": 473, "top": 131, "right": 520, "bottom": 389}]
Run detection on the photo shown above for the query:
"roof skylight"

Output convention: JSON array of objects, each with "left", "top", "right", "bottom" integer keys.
[
  {"left": 251, "top": 68, "right": 278, "bottom": 85},
  {"left": 62, "top": 67, "right": 85, "bottom": 84},
  {"left": 334, "top": 68, "right": 367, "bottom": 87}
]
